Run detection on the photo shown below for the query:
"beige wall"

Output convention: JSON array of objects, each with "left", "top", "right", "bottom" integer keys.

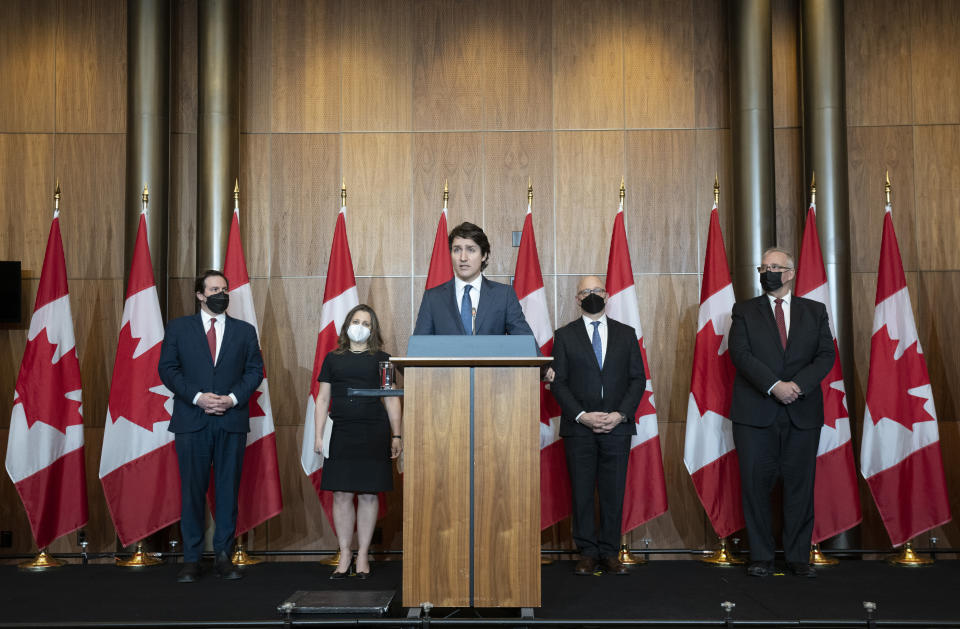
[{"left": 0, "top": 0, "right": 958, "bottom": 559}]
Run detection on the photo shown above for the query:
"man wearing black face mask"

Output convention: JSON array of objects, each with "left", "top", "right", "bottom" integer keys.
[
  {"left": 550, "top": 276, "right": 646, "bottom": 576},
  {"left": 158, "top": 269, "right": 264, "bottom": 583},
  {"left": 728, "top": 248, "right": 834, "bottom": 579}
]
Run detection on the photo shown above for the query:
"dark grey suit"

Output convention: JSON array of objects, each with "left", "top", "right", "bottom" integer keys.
[{"left": 413, "top": 277, "right": 533, "bottom": 336}]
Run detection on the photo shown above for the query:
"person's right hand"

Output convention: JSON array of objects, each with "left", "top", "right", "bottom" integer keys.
[
  {"left": 314, "top": 435, "right": 324, "bottom": 455},
  {"left": 579, "top": 411, "right": 608, "bottom": 432},
  {"left": 771, "top": 381, "right": 801, "bottom": 404},
  {"left": 197, "top": 392, "right": 225, "bottom": 415}
]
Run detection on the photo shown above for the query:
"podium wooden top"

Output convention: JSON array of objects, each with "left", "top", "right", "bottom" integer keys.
[{"left": 391, "top": 356, "right": 552, "bottom": 367}]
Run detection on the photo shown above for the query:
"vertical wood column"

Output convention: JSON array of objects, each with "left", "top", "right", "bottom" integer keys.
[
  {"left": 729, "top": 0, "right": 776, "bottom": 300},
  {"left": 126, "top": 0, "right": 170, "bottom": 313},
  {"left": 196, "top": 0, "right": 238, "bottom": 273}
]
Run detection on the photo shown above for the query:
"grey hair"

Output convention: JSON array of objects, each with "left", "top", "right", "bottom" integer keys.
[{"left": 761, "top": 246, "right": 795, "bottom": 268}]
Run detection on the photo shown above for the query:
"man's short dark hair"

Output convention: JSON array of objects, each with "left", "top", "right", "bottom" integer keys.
[
  {"left": 448, "top": 222, "right": 490, "bottom": 271},
  {"left": 195, "top": 269, "right": 228, "bottom": 294}
]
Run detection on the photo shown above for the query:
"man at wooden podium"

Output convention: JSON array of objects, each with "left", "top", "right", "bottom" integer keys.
[
  {"left": 549, "top": 275, "right": 646, "bottom": 576},
  {"left": 413, "top": 221, "right": 533, "bottom": 336}
]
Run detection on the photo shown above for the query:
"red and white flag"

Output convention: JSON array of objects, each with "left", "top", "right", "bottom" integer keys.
[
  {"left": 99, "top": 211, "right": 179, "bottom": 547},
  {"left": 223, "top": 206, "right": 283, "bottom": 535},
  {"left": 861, "top": 200, "right": 951, "bottom": 547},
  {"left": 6, "top": 207, "right": 88, "bottom": 549},
  {"left": 794, "top": 201, "right": 861, "bottom": 542},
  {"left": 300, "top": 204, "right": 359, "bottom": 526},
  {"left": 426, "top": 207, "right": 453, "bottom": 290},
  {"left": 513, "top": 202, "right": 571, "bottom": 529},
  {"left": 604, "top": 199, "right": 668, "bottom": 532},
  {"left": 683, "top": 202, "right": 743, "bottom": 538}
]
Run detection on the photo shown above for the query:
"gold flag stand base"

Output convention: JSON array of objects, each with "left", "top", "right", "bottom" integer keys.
[
  {"left": 19, "top": 550, "right": 64, "bottom": 571},
  {"left": 701, "top": 538, "right": 744, "bottom": 566},
  {"left": 618, "top": 536, "right": 646, "bottom": 565},
  {"left": 322, "top": 550, "right": 343, "bottom": 566},
  {"left": 887, "top": 541, "right": 933, "bottom": 567},
  {"left": 810, "top": 544, "right": 839, "bottom": 566},
  {"left": 231, "top": 543, "right": 262, "bottom": 566},
  {"left": 116, "top": 542, "right": 163, "bottom": 567}
]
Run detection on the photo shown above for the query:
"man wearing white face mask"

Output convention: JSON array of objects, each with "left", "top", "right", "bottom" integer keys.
[{"left": 313, "top": 304, "right": 402, "bottom": 579}]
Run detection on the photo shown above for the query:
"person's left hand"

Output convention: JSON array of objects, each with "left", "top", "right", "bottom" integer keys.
[{"left": 391, "top": 437, "right": 403, "bottom": 459}]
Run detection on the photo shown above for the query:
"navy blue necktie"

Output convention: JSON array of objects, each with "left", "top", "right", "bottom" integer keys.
[
  {"left": 461, "top": 285, "right": 473, "bottom": 335},
  {"left": 591, "top": 320, "right": 602, "bottom": 367}
]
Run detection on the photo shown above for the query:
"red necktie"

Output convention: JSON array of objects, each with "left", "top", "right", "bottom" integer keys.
[
  {"left": 207, "top": 318, "right": 217, "bottom": 362},
  {"left": 774, "top": 298, "right": 787, "bottom": 348}
]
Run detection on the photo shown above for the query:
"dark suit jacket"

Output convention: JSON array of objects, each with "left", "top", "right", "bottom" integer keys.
[
  {"left": 728, "top": 294, "right": 835, "bottom": 429},
  {"left": 549, "top": 316, "right": 646, "bottom": 437},
  {"left": 413, "top": 276, "right": 534, "bottom": 336},
  {"left": 158, "top": 313, "right": 264, "bottom": 434}
]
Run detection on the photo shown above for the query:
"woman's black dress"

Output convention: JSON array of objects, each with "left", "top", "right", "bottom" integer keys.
[{"left": 317, "top": 349, "right": 393, "bottom": 492}]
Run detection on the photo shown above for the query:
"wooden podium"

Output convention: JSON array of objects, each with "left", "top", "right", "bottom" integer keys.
[{"left": 393, "top": 337, "right": 550, "bottom": 609}]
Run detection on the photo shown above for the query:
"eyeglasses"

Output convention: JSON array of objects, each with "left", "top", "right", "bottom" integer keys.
[
  {"left": 756, "top": 264, "right": 793, "bottom": 273},
  {"left": 577, "top": 288, "right": 607, "bottom": 298}
]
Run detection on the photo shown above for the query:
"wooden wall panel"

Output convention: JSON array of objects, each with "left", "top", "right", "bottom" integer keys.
[
  {"left": 554, "top": 131, "right": 624, "bottom": 273},
  {"left": 0, "top": 134, "right": 54, "bottom": 277},
  {"left": 54, "top": 135, "right": 126, "bottom": 280},
  {"left": 912, "top": 0, "right": 960, "bottom": 124},
  {"left": 846, "top": 126, "right": 917, "bottom": 273},
  {"left": 356, "top": 277, "right": 413, "bottom": 357},
  {"left": 0, "top": 0, "right": 56, "bottom": 132},
  {"left": 239, "top": 133, "right": 272, "bottom": 278},
  {"left": 240, "top": 0, "right": 272, "bottom": 133},
  {"left": 55, "top": 0, "right": 125, "bottom": 133},
  {"left": 931, "top": 423, "right": 960, "bottom": 546},
  {"left": 412, "top": 0, "right": 483, "bottom": 131},
  {"left": 694, "top": 130, "right": 734, "bottom": 271},
  {"left": 79, "top": 427, "right": 115, "bottom": 553},
  {"left": 694, "top": 0, "right": 729, "bottom": 130},
  {"left": 342, "top": 0, "right": 413, "bottom": 132},
  {"left": 623, "top": 0, "right": 695, "bottom": 130},
  {"left": 482, "top": 0, "right": 552, "bottom": 131},
  {"left": 71, "top": 279, "right": 125, "bottom": 430},
  {"left": 914, "top": 125, "right": 960, "bottom": 270},
  {"left": 483, "top": 131, "right": 554, "bottom": 277},
  {"left": 168, "top": 133, "right": 197, "bottom": 279},
  {"left": 171, "top": 0, "right": 198, "bottom": 135},
  {"left": 918, "top": 272, "right": 960, "bottom": 422},
  {"left": 271, "top": 0, "right": 341, "bottom": 133},
  {"left": 771, "top": 0, "right": 799, "bottom": 129},
  {"left": 553, "top": 0, "right": 623, "bottom": 130},
  {"left": 844, "top": 0, "right": 913, "bottom": 127},
  {"left": 774, "top": 127, "right": 803, "bottom": 256},
  {"left": 269, "top": 134, "right": 340, "bottom": 277},
  {"left": 342, "top": 133, "right": 412, "bottom": 276},
  {"left": 625, "top": 130, "right": 697, "bottom": 273},
  {"left": 411, "top": 132, "right": 483, "bottom": 275}
]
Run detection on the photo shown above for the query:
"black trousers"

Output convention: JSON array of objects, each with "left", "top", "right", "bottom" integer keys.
[
  {"left": 732, "top": 410, "right": 820, "bottom": 564},
  {"left": 174, "top": 422, "right": 246, "bottom": 563},
  {"left": 563, "top": 433, "right": 631, "bottom": 559}
]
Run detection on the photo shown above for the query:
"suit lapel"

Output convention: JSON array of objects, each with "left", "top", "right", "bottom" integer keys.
[
  {"left": 784, "top": 296, "right": 805, "bottom": 353},
  {"left": 219, "top": 316, "right": 235, "bottom": 366},
  {"left": 442, "top": 280, "right": 466, "bottom": 334},
  {"left": 573, "top": 319, "right": 603, "bottom": 373},
  {"left": 755, "top": 296, "right": 785, "bottom": 353},
  {"left": 474, "top": 277, "right": 492, "bottom": 333}
]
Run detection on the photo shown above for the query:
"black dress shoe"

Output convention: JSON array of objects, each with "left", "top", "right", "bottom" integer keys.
[
  {"left": 355, "top": 567, "right": 370, "bottom": 580},
  {"left": 746, "top": 560, "right": 774, "bottom": 577},
  {"left": 601, "top": 556, "right": 629, "bottom": 575},
  {"left": 329, "top": 568, "right": 350, "bottom": 580},
  {"left": 215, "top": 551, "right": 243, "bottom": 580},
  {"left": 574, "top": 556, "right": 599, "bottom": 576},
  {"left": 177, "top": 562, "right": 200, "bottom": 583},
  {"left": 787, "top": 562, "right": 817, "bottom": 578}
]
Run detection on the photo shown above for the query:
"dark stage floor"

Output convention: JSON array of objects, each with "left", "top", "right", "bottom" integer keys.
[{"left": 1, "top": 558, "right": 958, "bottom": 627}]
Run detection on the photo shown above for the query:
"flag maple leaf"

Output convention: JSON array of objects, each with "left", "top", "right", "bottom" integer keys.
[
  {"left": 867, "top": 325, "right": 934, "bottom": 430},
  {"left": 108, "top": 322, "right": 169, "bottom": 431},
  {"left": 690, "top": 321, "right": 735, "bottom": 417},
  {"left": 821, "top": 346, "right": 847, "bottom": 430},
  {"left": 15, "top": 327, "right": 83, "bottom": 432},
  {"left": 249, "top": 389, "right": 265, "bottom": 419}
]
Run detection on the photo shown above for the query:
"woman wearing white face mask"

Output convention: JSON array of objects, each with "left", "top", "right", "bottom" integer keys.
[{"left": 313, "top": 304, "right": 402, "bottom": 579}]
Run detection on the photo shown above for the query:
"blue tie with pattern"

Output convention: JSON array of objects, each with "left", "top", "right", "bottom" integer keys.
[
  {"left": 461, "top": 285, "right": 473, "bottom": 335},
  {"left": 591, "top": 320, "right": 602, "bottom": 368}
]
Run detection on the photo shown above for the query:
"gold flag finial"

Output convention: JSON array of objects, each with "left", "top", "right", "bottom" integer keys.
[
  {"left": 713, "top": 173, "right": 719, "bottom": 205},
  {"left": 619, "top": 177, "right": 625, "bottom": 202},
  {"left": 884, "top": 170, "right": 891, "bottom": 205},
  {"left": 234, "top": 178, "right": 239, "bottom": 200},
  {"left": 443, "top": 180, "right": 449, "bottom": 209},
  {"left": 142, "top": 183, "right": 149, "bottom": 204},
  {"left": 54, "top": 181, "right": 61, "bottom": 210},
  {"left": 810, "top": 171, "right": 816, "bottom": 206},
  {"left": 341, "top": 178, "right": 347, "bottom": 206},
  {"left": 528, "top": 178, "right": 533, "bottom": 204}
]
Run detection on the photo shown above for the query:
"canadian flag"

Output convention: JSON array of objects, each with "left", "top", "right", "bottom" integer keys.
[
  {"left": 794, "top": 201, "right": 861, "bottom": 542},
  {"left": 861, "top": 201, "right": 951, "bottom": 547},
  {"left": 6, "top": 208, "right": 88, "bottom": 549},
  {"left": 222, "top": 206, "right": 283, "bottom": 535},
  {"left": 513, "top": 202, "right": 571, "bottom": 529},
  {"left": 300, "top": 204, "right": 359, "bottom": 526},
  {"left": 683, "top": 202, "right": 743, "bottom": 538},
  {"left": 604, "top": 200, "right": 668, "bottom": 532},
  {"left": 99, "top": 211, "right": 179, "bottom": 547},
  {"left": 426, "top": 207, "right": 453, "bottom": 290}
]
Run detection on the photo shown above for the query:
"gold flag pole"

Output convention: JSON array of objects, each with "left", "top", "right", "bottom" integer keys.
[
  {"left": 810, "top": 543, "right": 838, "bottom": 566},
  {"left": 701, "top": 537, "right": 744, "bottom": 566},
  {"left": 887, "top": 539, "right": 934, "bottom": 566},
  {"left": 884, "top": 169, "right": 891, "bottom": 205},
  {"left": 443, "top": 179, "right": 449, "bottom": 210}
]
